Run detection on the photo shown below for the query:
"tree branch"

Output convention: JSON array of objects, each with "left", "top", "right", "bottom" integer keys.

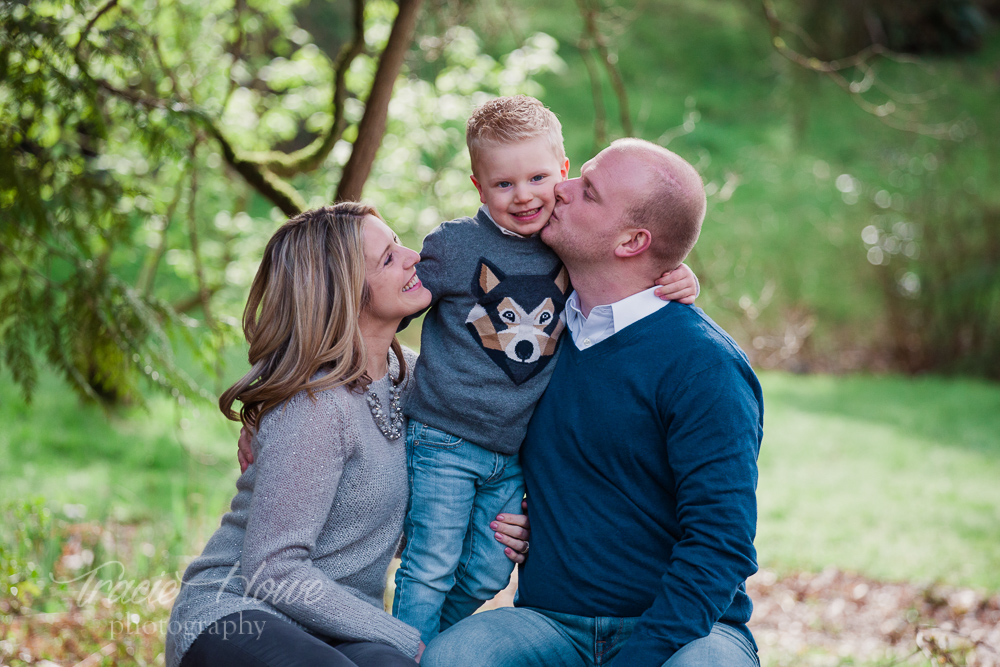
[
  {"left": 137, "top": 172, "right": 185, "bottom": 297},
  {"left": 186, "top": 139, "right": 216, "bottom": 329},
  {"left": 252, "top": 0, "right": 366, "bottom": 177},
  {"left": 74, "top": 0, "right": 119, "bottom": 56},
  {"left": 576, "top": 13, "right": 607, "bottom": 151},
  {"left": 760, "top": 0, "right": 960, "bottom": 139},
  {"left": 335, "top": 0, "right": 425, "bottom": 203},
  {"left": 577, "top": 0, "right": 632, "bottom": 137}
]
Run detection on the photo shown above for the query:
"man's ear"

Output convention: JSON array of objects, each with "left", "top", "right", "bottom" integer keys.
[
  {"left": 614, "top": 228, "right": 652, "bottom": 258},
  {"left": 470, "top": 175, "right": 486, "bottom": 204}
]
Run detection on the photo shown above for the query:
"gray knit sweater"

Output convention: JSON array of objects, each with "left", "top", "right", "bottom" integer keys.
[{"left": 165, "top": 349, "right": 421, "bottom": 666}]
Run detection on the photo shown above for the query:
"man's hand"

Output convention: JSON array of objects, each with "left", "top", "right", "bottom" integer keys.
[
  {"left": 237, "top": 426, "right": 255, "bottom": 473},
  {"left": 492, "top": 499, "right": 531, "bottom": 564},
  {"left": 654, "top": 262, "right": 699, "bottom": 304}
]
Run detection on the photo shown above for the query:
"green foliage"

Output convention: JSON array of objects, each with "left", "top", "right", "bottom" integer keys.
[
  {"left": 0, "top": 0, "right": 565, "bottom": 405},
  {"left": 508, "top": 0, "right": 999, "bottom": 376},
  {"left": 856, "top": 149, "right": 1000, "bottom": 376}
]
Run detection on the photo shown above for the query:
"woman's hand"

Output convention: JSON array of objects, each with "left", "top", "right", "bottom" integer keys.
[
  {"left": 492, "top": 500, "right": 531, "bottom": 563},
  {"left": 415, "top": 640, "right": 426, "bottom": 663},
  {"left": 237, "top": 426, "right": 255, "bottom": 473}
]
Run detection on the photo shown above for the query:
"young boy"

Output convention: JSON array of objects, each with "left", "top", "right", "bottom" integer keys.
[{"left": 392, "top": 95, "right": 699, "bottom": 644}]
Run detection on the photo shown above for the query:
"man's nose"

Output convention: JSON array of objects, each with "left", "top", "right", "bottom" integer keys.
[{"left": 554, "top": 179, "right": 572, "bottom": 203}]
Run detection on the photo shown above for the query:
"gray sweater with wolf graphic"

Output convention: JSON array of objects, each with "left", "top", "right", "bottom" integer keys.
[{"left": 406, "top": 207, "right": 569, "bottom": 455}]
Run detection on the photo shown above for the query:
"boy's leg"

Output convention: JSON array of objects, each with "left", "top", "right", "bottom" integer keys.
[
  {"left": 392, "top": 422, "right": 492, "bottom": 644},
  {"left": 438, "top": 451, "right": 524, "bottom": 632}
]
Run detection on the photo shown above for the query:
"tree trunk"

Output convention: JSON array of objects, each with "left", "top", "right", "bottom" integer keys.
[{"left": 335, "top": 0, "right": 425, "bottom": 203}]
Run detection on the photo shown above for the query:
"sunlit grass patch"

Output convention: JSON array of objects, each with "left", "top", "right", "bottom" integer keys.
[{"left": 757, "top": 372, "right": 1000, "bottom": 591}]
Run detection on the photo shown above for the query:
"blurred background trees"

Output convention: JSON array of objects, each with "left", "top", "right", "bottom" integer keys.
[
  {"left": 2, "top": 3, "right": 999, "bottom": 664},
  {"left": 1, "top": 0, "right": 997, "bottom": 408}
]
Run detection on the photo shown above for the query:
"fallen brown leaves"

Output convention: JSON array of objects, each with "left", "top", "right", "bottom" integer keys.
[
  {"left": 748, "top": 568, "right": 1000, "bottom": 666},
  {"left": 3, "top": 566, "right": 998, "bottom": 666}
]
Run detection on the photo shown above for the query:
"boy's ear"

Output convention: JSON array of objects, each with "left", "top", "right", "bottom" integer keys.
[
  {"left": 614, "top": 228, "right": 652, "bottom": 259},
  {"left": 560, "top": 157, "right": 570, "bottom": 179},
  {"left": 470, "top": 175, "right": 486, "bottom": 204}
]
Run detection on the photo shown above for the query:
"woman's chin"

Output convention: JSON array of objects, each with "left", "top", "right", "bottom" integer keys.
[{"left": 405, "top": 286, "right": 432, "bottom": 314}]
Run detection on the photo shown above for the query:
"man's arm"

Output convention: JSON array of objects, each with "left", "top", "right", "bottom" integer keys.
[{"left": 611, "top": 358, "right": 763, "bottom": 667}]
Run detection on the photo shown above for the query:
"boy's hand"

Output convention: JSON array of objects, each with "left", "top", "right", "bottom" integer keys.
[
  {"left": 654, "top": 263, "right": 699, "bottom": 304},
  {"left": 237, "top": 426, "right": 255, "bottom": 473}
]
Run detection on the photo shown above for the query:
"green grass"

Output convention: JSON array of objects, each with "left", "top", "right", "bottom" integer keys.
[
  {"left": 3, "top": 368, "right": 1000, "bottom": 593},
  {"left": 757, "top": 372, "right": 1000, "bottom": 590},
  {"left": 0, "top": 368, "right": 239, "bottom": 532}
]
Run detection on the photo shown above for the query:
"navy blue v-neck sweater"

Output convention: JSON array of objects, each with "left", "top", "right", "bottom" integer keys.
[{"left": 516, "top": 301, "right": 764, "bottom": 666}]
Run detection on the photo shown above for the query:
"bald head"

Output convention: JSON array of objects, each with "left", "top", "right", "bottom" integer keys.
[{"left": 609, "top": 138, "right": 706, "bottom": 269}]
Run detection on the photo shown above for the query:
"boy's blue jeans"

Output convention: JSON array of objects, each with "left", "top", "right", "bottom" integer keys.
[{"left": 392, "top": 421, "right": 525, "bottom": 644}]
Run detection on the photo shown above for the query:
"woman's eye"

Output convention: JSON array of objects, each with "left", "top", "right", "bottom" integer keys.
[{"left": 384, "top": 253, "right": 393, "bottom": 266}]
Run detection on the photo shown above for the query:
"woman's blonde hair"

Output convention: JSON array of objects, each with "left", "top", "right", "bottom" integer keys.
[{"left": 219, "top": 202, "right": 406, "bottom": 429}]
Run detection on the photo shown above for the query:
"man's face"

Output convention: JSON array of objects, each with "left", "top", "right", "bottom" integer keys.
[
  {"left": 471, "top": 136, "right": 569, "bottom": 237},
  {"left": 541, "top": 147, "right": 653, "bottom": 265}
]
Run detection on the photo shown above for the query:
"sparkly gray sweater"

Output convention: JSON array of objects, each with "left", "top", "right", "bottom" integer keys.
[{"left": 165, "top": 350, "right": 421, "bottom": 667}]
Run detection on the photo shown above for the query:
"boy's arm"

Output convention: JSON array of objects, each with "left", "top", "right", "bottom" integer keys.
[
  {"left": 654, "top": 263, "right": 699, "bottom": 304},
  {"left": 398, "top": 223, "right": 452, "bottom": 331}
]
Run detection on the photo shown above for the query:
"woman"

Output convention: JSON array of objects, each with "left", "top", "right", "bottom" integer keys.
[{"left": 165, "top": 203, "right": 528, "bottom": 667}]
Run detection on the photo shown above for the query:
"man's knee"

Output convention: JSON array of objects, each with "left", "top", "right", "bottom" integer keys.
[
  {"left": 662, "top": 624, "right": 758, "bottom": 667},
  {"left": 422, "top": 608, "right": 539, "bottom": 667}
]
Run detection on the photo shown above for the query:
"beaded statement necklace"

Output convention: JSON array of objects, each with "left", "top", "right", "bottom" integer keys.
[{"left": 366, "top": 377, "right": 403, "bottom": 440}]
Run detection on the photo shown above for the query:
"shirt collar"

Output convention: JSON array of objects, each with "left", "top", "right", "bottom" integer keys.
[
  {"left": 481, "top": 205, "right": 528, "bottom": 238},
  {"left": 565, "top": 286, "right": 668, "bottom": 342},
  {"left": 611, "top": 287, "right": 670, "bottom": 331}
]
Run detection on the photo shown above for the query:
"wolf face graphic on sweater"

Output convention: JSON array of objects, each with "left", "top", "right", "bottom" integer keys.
[{"left": 465, "top": 258, "right": 571, "bottom": 385}]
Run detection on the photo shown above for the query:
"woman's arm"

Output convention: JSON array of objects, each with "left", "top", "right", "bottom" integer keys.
[{"left": 240, "top": 393, "right": 421, "bottom": 658}]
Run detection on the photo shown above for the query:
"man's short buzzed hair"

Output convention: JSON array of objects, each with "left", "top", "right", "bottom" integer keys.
[
  {"left": 466, "top": 95, "right": 566, "bottom": 174},
  {"left": 611, "top": 138, "right": 706, "bottom": 269}
]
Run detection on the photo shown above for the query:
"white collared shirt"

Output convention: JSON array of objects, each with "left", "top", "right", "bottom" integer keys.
[
  {"left": 481, "top": 205, "right": 528, "bottom": 238},
  {"left": 565, "top": 287, "right": 670, "bottom": 350}
]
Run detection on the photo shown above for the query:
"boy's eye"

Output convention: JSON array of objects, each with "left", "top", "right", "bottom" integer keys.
[
  {"left": 531, "top": 174, "right": 545, "bottom": 182},
  {"left": 497, "top": 181, "right": 512, "bottom": 188}
]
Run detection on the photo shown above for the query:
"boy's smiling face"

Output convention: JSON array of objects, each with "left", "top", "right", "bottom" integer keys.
[{"left": 470, "top": 136, "right": 570, "bottom": 237}]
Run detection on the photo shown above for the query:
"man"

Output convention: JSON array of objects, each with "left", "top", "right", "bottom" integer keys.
[{"left": 422, "top": 138, "right": 764, "bottom": 667}]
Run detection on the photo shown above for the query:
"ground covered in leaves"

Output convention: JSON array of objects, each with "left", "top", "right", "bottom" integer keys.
[{"left": 3, "top": 566, "right": 999, "bottom": 666}]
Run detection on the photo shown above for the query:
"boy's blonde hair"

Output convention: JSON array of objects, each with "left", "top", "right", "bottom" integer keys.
[{"left": 466, "top": 95, "right": 565, "bottom": 174}]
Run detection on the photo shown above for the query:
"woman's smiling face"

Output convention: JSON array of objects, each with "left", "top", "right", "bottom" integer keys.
[{"left": 361, "top": 215, "right": 431, "bottom": 326}]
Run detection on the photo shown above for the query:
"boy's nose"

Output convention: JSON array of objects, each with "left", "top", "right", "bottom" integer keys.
[{"left": 513, "top": 185, "right": 531, "bottom": 203}]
